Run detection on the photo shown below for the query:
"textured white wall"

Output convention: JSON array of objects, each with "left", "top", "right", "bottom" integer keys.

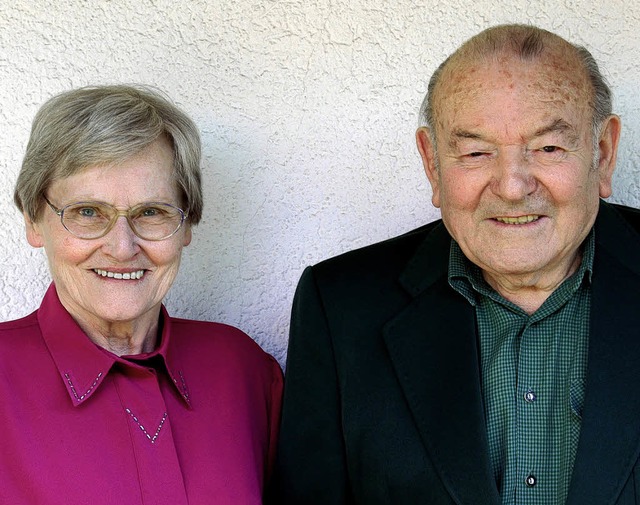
[{"left": 1, "top": 0, "right": 639, "bottom": 366}]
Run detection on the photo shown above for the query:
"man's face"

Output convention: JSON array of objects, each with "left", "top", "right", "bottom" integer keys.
[{"left": 417, "top": 52, "right": 619, "bottom": 287}]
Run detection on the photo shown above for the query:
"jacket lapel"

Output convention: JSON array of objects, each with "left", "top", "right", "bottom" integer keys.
[
  {"left": 382, "top": 223, "right": 501, "bottom": 505},
  {"left": 567, "top": 202, "right": 640, "bottom": 504}
]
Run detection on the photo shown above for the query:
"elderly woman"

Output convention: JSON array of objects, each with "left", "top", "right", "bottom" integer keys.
[{"left": 1, "top": 85, "right": 283, "bottom": 504}]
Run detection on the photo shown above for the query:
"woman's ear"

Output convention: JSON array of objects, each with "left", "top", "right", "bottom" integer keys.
[
  {"left": 24, "top": 213, "right": 44, "bottom": 248},
  {"left": 182, "top": 224, "right": 192, "bottom": 247}
]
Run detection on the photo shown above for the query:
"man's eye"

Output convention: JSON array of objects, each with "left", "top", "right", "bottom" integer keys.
[{"left": 542, "top": 145, "right": 559, "bottom": 153}]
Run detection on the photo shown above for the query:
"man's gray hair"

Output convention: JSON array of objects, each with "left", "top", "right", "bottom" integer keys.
[{"left": 419, "top": 24, "right": 613, "bottom": 149}]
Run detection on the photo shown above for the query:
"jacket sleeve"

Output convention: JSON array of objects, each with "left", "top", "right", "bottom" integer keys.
[{"left": 269, "top": 266, "right": 353, "bottom": 504}]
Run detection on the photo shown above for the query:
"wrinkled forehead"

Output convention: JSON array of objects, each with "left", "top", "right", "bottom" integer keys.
[{"left": 433, "top": 48, "right": 593, "bottom": 131}]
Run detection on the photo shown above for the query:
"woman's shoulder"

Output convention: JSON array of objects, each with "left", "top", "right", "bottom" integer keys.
[
  {"left": 167, "top": 316, "right": 281, "bottom": 372},
  {"left": 168, "top": 317, "right": 257, "bottom": 345},
  {"left": 0, "top": 311, "right": 45, "bottom": 362},
  {"left": 0, "top": 311, "right": 40, "bottom": 338}
]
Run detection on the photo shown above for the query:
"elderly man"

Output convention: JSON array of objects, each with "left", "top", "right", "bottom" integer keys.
[{"left": 272, "top": 24, "right": 640, "bottom": 505}]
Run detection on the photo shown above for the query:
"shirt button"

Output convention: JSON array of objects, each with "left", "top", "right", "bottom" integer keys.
[
  {"left": 525, "top": 474, "right": 537, "bottom": 487},
  {"left": 524, "top": 389, "right": 537, "bottom": 403}
]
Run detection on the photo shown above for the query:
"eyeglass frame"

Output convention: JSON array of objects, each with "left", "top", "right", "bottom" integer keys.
[{"left": 43, "top": 196, "right": 188, "bottom": 241}]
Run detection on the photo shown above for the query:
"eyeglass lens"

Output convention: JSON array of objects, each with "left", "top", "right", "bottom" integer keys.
[{"left": 60, "top": 202, "right": 185, "bottom": 240}]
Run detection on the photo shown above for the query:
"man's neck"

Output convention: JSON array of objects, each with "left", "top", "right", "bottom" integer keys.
[{"left": 481, "top": 251, "right": 583, "bottom": 315}]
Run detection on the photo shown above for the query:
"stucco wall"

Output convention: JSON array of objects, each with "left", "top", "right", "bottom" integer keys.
[{"left": 1, "top": 0, "right": 639, "bottom": 366}]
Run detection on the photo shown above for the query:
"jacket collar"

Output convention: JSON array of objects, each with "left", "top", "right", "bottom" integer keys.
[
  {"left": 384, "top": 220, "right": 501, "bottom": 505},
  {"left": 38, "top": 284, "right": 191, "bottom": 408},
  {"left": 566, "top": 201, "right": 640, "bottom": 504},
  {"left": 397, "top": 220, "right": 451, "bottom": 297}
]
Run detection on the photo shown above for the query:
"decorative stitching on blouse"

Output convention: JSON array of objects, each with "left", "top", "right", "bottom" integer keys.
[
  {"left": 125, "top": 408, "right": 168, "bottom": 444},
  {"left": 64, "top": 372, "right": 103, "bottom": 402},
  {"left": 173, "top": 370, "right": 190, "bottom": 404}
]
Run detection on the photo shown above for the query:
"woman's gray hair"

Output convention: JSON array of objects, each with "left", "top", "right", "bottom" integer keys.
[{"left": 15, "top": 84, "right": 203, "bottom": 224}]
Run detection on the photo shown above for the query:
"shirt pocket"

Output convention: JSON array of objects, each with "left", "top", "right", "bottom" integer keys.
[{"left": 570, "top": 379, "right": 585, "bottom": 420}]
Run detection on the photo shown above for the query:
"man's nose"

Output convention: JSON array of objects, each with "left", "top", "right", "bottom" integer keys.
[{"left": 490, "top": 149, "right": 537, "bottom": 201}]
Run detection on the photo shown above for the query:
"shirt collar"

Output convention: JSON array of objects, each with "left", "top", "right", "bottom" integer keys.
[
  {"left": 448, "top": 227, "right": 596, "bottom": 306},
  {"left": 38, "top": 284, "right": 191, "bottom": 408}
]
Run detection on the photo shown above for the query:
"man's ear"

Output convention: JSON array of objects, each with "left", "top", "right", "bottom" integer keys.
[
  {"left": 416, "top": 127, "right": 441, "bottom": 208},
  {"left": 24, "top": 213, "right": 44, "bottom": 248},
  {"left": 596, "top": 114, "right": 621, "bottom": 198}
]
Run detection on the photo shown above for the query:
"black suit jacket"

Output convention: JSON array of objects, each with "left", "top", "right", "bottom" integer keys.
[{"left": 272, "top": 201, "right": 640, "bottom": 505}]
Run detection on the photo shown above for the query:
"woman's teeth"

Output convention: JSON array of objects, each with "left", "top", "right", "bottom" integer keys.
[{"left": 93, "top": 269, "right": 144, "bottom": 280}]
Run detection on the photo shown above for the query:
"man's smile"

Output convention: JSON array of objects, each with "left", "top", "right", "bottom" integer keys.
[{"left": 493, "top": 215, "right": 541, "bottom": 225}]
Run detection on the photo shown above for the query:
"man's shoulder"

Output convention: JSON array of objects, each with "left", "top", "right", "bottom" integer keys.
[
  {"left": 594, "top": 201, "right": 640, "bottom": 277},
  {"left": 606, "top": 202, "right": 640, "bottom": 232},
  {"left": 311, "top": 219, "right": 446, "bottom": 280},
  {"left": 293, "top": 220, "right": 449, "bottom": 321},
  {"left": 597, "top": 201, "right": 640, "bottom": 249}
]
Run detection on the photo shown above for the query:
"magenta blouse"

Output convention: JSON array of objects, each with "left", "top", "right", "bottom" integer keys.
[{"left": 0, "top": 284, "right": 283, "bottom": 504}]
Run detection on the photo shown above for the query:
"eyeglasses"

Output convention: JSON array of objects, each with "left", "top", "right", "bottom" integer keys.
[{"left": 44, "top": 197, "right": 188, "bottom": 241}]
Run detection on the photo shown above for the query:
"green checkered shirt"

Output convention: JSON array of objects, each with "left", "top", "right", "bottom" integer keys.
[{"left": 448, "top": 231, "right": 593, "bottom": 505}]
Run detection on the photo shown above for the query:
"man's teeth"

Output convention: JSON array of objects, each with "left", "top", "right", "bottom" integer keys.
[
  {"left": 495, "top": 215, "right": 540, "bottom": 225},
  {"left": 94, "top": 269, "right": 144, "bottom": 280}
]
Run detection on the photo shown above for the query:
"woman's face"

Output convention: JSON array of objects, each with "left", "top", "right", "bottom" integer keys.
[{"left": 25, "top": 138, "right": 191, "bottom": 330}]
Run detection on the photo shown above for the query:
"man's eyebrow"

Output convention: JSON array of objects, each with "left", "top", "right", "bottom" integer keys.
[
  {"left": 451, "top": 129, "right": 484, "bottom": 140},
  {"left": 532, "top": 119, "right": 579, "bottom": 142},
  {"left": 447, "top": 119, "right": 580, "bottom": 149},
  {"left": 447, "top": 129, "right": 485, "bottom": 150}
]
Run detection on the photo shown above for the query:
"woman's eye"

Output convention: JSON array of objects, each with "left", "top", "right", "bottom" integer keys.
[
  {"left": 78, "top": 207, "right": 98, "bottom": 217},
  {"left": 141, "top": 207, "right": 159, "bottom": 217}
]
